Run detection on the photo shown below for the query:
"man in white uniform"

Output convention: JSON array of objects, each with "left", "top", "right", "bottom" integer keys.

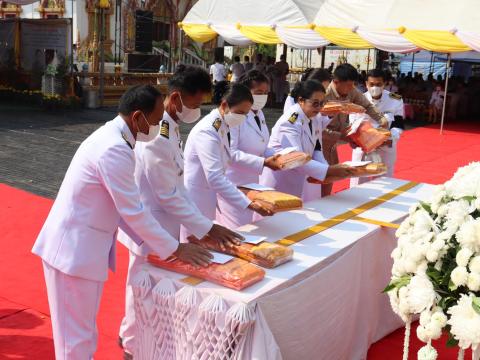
[
  {"left": 230, "top": 56, "right": 245, "bottom": 83},
  {"left": 210, "top": 54, "right": 227, "bottom": 83},
  {"left": 32, "top": 85, "right": 212, "bottom": 359},
  {"left": 118, "top": 66, "right": 243, "bottom": 357},
  {"left": 350, "top": 69, "right": 405, "bottom": 187}
]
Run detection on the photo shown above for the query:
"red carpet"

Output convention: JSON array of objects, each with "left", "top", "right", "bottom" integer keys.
[{"left": 0, "top": 121, "right": 479, "bottom": 359}]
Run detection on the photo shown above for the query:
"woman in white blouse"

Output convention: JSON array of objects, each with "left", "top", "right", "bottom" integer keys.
[{"left": 216, "top": 70, "right": 279, "bottom": 228}]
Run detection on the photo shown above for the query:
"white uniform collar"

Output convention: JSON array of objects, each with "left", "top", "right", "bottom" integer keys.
[
  {"left": 113, "top": 115, "right": 136, "bottom": 149},
  {"left": 365, "top": 89, "right": 388, "bottom": 104}
]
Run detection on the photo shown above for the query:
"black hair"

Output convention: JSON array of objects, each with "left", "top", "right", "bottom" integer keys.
[
  {"left": 214, "top": 54, "right": 223, "bottom": 63},
  {"left": 367, "top": 68, "right": 386, "bottom": 81},
  {"left": 302, "top": 68, "right": 332, "bottom": 83},
  {"left": 239, "top": 70, "right": 270, "bottom": 89},
  {"left": 168, "top": 64, "right": 212, "bottom": 95},
  {"left": 290, "top": 79, "right": 325, "bottom": 102},
  {"left": 333, "top": 63, "right": 358, "bottom": 82},
  {"left": 118, "top": 85, "right": 162, "bottom": 115},
  {"left": 244, "top": 55, "right": 250, "bottom": 61},
  {"left": 234, "top": 56, "right": 240, "bottom": 62},
  {"left": 222, "top": 83, "right": 253, "bottom": 107}
]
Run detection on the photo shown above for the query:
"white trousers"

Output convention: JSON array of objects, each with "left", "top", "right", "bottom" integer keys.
[
  {"left": 42, "top": 261, "right": 104, "bottom": 360},
  {"left": 119, "top": 251, "right": 147, "bottom": 354}
]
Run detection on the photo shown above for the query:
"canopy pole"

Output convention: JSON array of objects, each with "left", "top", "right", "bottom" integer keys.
[
  {"left": 411, "top": 52, "right": 415, "bottom": 74},
  {"left": 440, "top": 54, "right": 451, "bottom": 135},
  {"left": 429, "top": 52, "right": 434, "bottom": 73}
]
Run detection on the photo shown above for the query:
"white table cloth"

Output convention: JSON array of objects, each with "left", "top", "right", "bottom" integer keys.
[{"left": 131, "top": 177, "right": 435, "bottom": 360}]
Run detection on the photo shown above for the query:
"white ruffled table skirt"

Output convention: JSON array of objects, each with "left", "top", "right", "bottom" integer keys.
[{"left": 132, "top": 226, "right": 403, "bottom": 360}]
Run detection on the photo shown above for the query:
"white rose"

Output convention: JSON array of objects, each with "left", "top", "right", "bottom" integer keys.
[
  {"left": 420, "top": 310, "right": 431, "bottom": 327},
  {"left": 431, "top": 311, "right": 448, "bottom": 328},
  {"left": 445, "top": 200, "right": 474, "bottom": 232},
  {"left": 404, "top": 259, "right": 419, "bottom": 273},
  {"left": 456, "top": 248, "right": 474, "bottom": 267},
  {"left": 470, "top": 256, "right": 480, "bottom": 273},
  {"left": 456, "top": 219, "right": 480, "bottom": 252},
  {"left": 451, "top": 266, "right": 468, "bottom": 287},
  {"left": 431, "top": 239, "right": 446, "bottom": 252},
  {"left": 407, "top": 274, "right": 436, "bottom": 313},
  {"left": 417, "top": 325, "right": 429, "bottom": 343},
  {"left": 467, "top": 272, "right": 480, "bottom": 291},
  {"left": 447, "top": 293, "right": 480, "bottom": 349},
  {"left": 426, "top": 249, "right": 440, "bottom": 263},
  {"left": 416, "top": 261, "right": 428, "bottom": 275},
  {"left": 475, "top": 198, "right": 480, "bottom": 211},
  {"left": 418, "top": 344, "right": 438, "bottom": 360},
  {"left": 391, "top": 247, "right": 401, "bottom": 260},
  {"left": 437, "top": 204, "right": 448, "bottom": 218},
  {"left": 425, "top": 321, "right": 443, "bottom": 340}
]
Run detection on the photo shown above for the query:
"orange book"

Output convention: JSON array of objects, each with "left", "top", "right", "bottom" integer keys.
[
  {"left": 307, "top": 162, "right": 388, "bottom": 184},
  {"left": 189, "top": 235, "right": 293, "bottom": 268},
  {"left": 148, "top": 254, "right": 265, "bottom": 291},
  {"left": 275, "top": 151, "right": 311, "bottom": 170},
  {"left": 347, "top": 121, "right": 391, "bottom": 153},
  {"left": 239, "top": 187, "right": 303, "bottom": 213}
]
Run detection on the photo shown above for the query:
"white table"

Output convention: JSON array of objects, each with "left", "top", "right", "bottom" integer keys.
[{"left": 131, "top": 178, "right": 434, "bottom": 360}]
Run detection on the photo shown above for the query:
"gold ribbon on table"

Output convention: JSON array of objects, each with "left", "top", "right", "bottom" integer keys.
[{"left": 181, "top": 181, "right": 418, "bottom": 285}]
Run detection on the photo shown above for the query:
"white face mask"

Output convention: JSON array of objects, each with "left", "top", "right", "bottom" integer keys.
[
  {"left": 368, "top": 86, "right": 383, "bottom": 98},
  {"left": 176, "top": 95, "right": 201, "bottom": 124},
  {"left": 251, "top": 94, "right": 268, "bottom": 111},
  {"left": 136, "top": 113, "right": 159, "bottom": 142},
  {"left": 224, "top": 112, "right": 246, "bottom": 127}
]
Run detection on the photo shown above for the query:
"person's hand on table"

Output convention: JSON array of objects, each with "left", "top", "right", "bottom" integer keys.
[
  {"left": 264, "top": 154, "right": 282, "bottom": 171},
  {"left": 207, "top": 223, "right": 243, "bottom": 251},
  {"left": 173, "top": 243, "right": 213, "bottom": 268},
  {"left": 326, "top": 164, "right": 356, "bottom": 179},
  {"left": 248, "top": 200, "right": 274, "bottom": 217},
  {"left": 378, "top": 117, "right": 389, "bottom": 129}
]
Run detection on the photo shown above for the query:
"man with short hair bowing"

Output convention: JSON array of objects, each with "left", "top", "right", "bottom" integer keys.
[{"left": 32, "top": 85, "right": 212, "bottom": 359}]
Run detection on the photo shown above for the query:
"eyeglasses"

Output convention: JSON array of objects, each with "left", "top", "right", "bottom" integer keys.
[{"left": 305, "top": 99, "right": 326, "bottom": 108}]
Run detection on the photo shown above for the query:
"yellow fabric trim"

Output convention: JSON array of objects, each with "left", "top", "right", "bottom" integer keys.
[
  {"left": 239, "top": 26, "right": 281, "bottom": 44},
  {"left": 402, "top": 30, "right": 471, "bottom": 53},
  {"left": 353, "top": 216, "right": 400, "bottom": 229},
  {"left": 180, "top": 181, "right": 418, "bottom": 286},
  {"left": 181, "top": 23, "right": 217, "bottom": 43},
  {"left": 315, "top": 26, "right": 373, "bottom": 49},
  {"left": 180, "top": 276, "right": 204, "bottom": 286},
  {"left": 275, "top": 181, "right": 418, "bottom": 246}
]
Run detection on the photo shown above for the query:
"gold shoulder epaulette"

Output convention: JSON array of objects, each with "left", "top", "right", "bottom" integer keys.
[
  {"left": 212, "top": 118, "right": 222, "bottom": 131},
  {"left": 389, "top": 92, "right": 402, "bottom": 100},
  {"left": 288, "top": 112, "right": 299, "bottom": 124},
  {"left": 160, "top": 120, "right": 169, "bottom": 138}
]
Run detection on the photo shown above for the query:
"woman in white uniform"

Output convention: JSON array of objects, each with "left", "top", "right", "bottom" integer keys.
[
  {"left": 261, "top": 80, "right": 353, "bottom": 200},
  {"left": 183, "top": 84, "right": 275, "bottom": 238},
  {"left": 282, "top": 69, "right": 336, "bottom": 201},
  {"left": 217, "top": 70, "right": 276, "bottom": 228}
]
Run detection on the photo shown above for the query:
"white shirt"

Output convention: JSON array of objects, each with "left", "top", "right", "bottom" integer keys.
[
  {"left": 430, "top": 90, "right": 445, "bottom": 109},
  {"left": 230, "top": 62, "right": 245, "bottom": 82},
  {"left": 210, "top": 62, "right": 226, "bottom": 82},
  {"left": 32, "top": 116, "right": 178, "bottom": 282},
  {"left": 183, "top": 109, "right": 251, "bottom": 220},
  {"left": 118, "top": 112, "right": 212, "bottom": 255},
  {"left": 260, "top": 103, "right": 330, "bottom": 198}
]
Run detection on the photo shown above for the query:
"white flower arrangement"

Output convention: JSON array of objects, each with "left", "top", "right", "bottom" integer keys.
[{"left": 384, "top": 162, "right": 480, "bottom": 359}]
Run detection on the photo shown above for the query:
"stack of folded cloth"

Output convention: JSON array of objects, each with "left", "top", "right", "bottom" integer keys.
[
  {"left": 189, "top": 235, "right": 294, "bottom": 268},
  {"left": 274, "top": 151, "right": 311, "bottom": 170},
  {"left": 238, "top": 187, "right": 303, "bottom": 213},
  {"left": 307, "top": 162, "right": 388, "bottom": 184},
  {"left": 347, "top": 120, "right": 391, "bottom": 153},
  {"left": 147, "top": 254, "right": 265, "bottom": 291},
  {"left": 321, "top": 101, "right": 366, "bottom": 115}
]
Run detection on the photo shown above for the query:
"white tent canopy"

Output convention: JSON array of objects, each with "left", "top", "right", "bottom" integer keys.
[{"left": 181, "top": 0, "right": 480, "bottom": 53}]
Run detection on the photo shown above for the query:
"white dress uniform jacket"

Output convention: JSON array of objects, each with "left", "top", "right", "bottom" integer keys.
[
  {"left": 350, "top": 89, "right": 404, "bottom": 186},
  {"left": 260, "top": 103, "right": 330, "bottom": 200},
  {"left": 217, "top": 110, "right": 274, "bottom": 228},
  {"left": 118, "top": 112, "right": 213, "bottom": 255},
  {"left": 32, "top": 116, "right": 179, "bottom": 282},
  {"left": 183, "top": 109, "right": 251, "bottom": 231}
]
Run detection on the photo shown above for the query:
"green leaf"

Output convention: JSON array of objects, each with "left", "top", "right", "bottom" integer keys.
[
  {"left": 446, "top": 332, "right": 459, "bottom": 348},
  {"left": 420, "top": 201, "right": 432, "bottom": 213},
  {"left": 427, "top": 267, "right": 442, "bottom": 285},
  {"left": 461, "top": 196, "right": 476, "bottom": 202},
  {"left": 383, "top": 275, "right": 411, "bottom": 293},
  {"left": 448, "top": 280, "right": 457, "bottom": 292},
  {"left": 472, "top": 297, "right": 480, "bottom": 315}
]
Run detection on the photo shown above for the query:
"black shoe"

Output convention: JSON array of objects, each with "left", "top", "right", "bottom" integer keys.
[
  {"left": 123, "top": 351, "right": 133, "bottom": 360},
  {"left": 118, "top": 336, "right": 123, "bottom": 349}
]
